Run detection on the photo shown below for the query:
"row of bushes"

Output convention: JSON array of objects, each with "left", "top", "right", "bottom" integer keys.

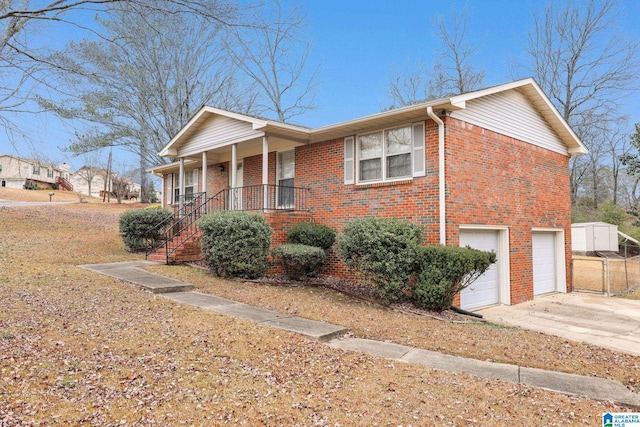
[
  {"left": 338, "top": 218, "right": 496, "bottom": 310},
  {"left": 119, "top": 210, "right": 495, "bottom": 312}
]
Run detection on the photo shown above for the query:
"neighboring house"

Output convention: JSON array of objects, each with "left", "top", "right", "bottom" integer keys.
[
  {"left": 71, "top": 166, "right": 141, "bottom": 200},
  {"left": 149, "top": 78, "right": 587, "bottom": 310},
  {"left": 0, "top": 155, "right": 73, "bottom": 190}
]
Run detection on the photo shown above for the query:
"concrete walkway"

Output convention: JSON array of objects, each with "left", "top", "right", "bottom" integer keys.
[{"left": 80, "top": 261, "right": 640, "bottom": 408}]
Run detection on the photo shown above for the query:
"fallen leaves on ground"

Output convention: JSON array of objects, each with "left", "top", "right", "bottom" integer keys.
[{"left": 0, "top": 196, "right": 634, "bottom": 425}]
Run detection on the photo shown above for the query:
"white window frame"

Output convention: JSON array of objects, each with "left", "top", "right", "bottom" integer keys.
[
  {"left": 352, "top": 121, "right": 425, "bottom": 184},
  {"left": 173, "top": 169, "right": 199, "bottom": 203},
  {"left": 276, "top": 150, "right": 295, "bottom": 208}
]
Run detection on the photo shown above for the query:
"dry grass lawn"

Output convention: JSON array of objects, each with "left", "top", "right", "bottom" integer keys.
[
  {"left": 0, "top": 190, "right": 637, "bottom": 425},
  {"left": 0, "top": 187, "right": 139, "bottom": 204}
]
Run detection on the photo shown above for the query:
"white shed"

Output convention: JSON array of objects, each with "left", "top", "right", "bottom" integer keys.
[{"left": 571, "top": 222, "right": 619, "bottom": 254}]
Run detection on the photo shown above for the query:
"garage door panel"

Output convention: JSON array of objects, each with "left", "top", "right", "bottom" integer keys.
[
  {"left": 460, "top": 231, "right": 499, "bottom": 310},
  {"left": 533, "top": 233, "right": 556, "bottom": 295}
]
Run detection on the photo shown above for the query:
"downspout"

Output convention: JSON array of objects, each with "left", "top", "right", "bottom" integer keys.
[{"left": 427, "top": 106, "right": 446, "bottom": 245}]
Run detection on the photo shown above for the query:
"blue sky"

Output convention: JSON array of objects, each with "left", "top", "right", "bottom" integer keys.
[
  {"left": 2, "top": 0, "right": 640, "bottom": 170},
  {"left": 300, "top": 0, "right": 640, "bottom": 127}
]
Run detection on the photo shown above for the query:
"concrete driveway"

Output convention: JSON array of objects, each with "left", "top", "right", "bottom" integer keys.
[{"left": 477, "top": 292, "right": 640, "bottom": 357}]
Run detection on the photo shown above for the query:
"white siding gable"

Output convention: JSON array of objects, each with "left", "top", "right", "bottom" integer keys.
[
  {"left": 178, "top": 115, "right": 264, "bottom": 157},
  {"left": 450, "top": 89, "right": 568, "bottom": 155}
]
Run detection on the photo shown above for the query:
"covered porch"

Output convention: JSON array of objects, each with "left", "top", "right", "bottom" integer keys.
[{"left": 151, "top": 107, "right": 314, "bottom": 214}]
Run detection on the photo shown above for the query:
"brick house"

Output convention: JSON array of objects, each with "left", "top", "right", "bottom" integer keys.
[{"left": 149, "top": 78, "right": 586, "bottom": 310}]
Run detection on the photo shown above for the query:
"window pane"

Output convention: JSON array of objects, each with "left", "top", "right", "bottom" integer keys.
[
  {"left": 185, "top": 170, "right": 194, "bottom": 186},
  {"left": 278, "top": 151, "right": 295, "bottom": 179},
  {"left": 387, "top": 153, "right": 411, "bottom": 178},
  {"left": 386, "top": 126, "right": 411, "bottom": 155},
  {"left": 360, "top": 158, "right": 382, "bottom": 181},
  {"left": 359, "top": 132, "right": 383, "bottom": 159},
  {"left": 278, "top": 178, "right": 294, "bottom": 207}
]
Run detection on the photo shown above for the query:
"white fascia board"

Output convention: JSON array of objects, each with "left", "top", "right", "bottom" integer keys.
[{"left": 147, "top": 159, "right": 197, "bottom": 174}]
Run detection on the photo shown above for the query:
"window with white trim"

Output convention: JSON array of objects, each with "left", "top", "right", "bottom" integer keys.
[
  {"left": 173, "top": 169, "right": 199, "bottom": 203},
  {"left": 47, "top": 169, "right": 53, "bottom": 178},
  {"left": 33, "top": 165, "right": 40, "bottom": 175},
  {"left": 344, "top": 121, "right": 425, "bottom": 184},
  {"left": 277, "top": 150, "right": 295, "bottom": 208}
]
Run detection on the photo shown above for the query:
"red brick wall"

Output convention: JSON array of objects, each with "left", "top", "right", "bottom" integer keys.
[
  {"left": 205, "top": 163, "right": 229, "bottom": 196},
  {"left": 443, "top": 116, "right": 572, "bottom": 304},
  {"left": 162, "top": 116, "right": 573, "bottom": 306},
  {"left": 296, "top": 119, "right": 441, "bottom": 239}
]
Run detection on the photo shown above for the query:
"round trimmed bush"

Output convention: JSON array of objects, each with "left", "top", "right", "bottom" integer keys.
[
  {"left": 287, "top": 222, "right": 336, "bottom": 250},
  {"left": 412, "top": 245, "right": 497, "bottom": 311},
  {"left": 338, "top": 217, "right": 423, "bottom": 303},
  {"left": 119, "top": 207, "right": 172, "bottom": 252},
  {"left": 272, "top": 243, "right": 326, "bottom": 280},
  {"left": 198, "top": 211, "right": 272, "bottom": 279}
]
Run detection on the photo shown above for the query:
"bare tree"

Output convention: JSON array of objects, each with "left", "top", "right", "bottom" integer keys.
[
  {"left": 75, "top": 166, "right": 103, "bottom": 197},
  {"left": 386, "top": 5, "right": 484, "bottom": 108},
  {"left": 38, "top": 1, "right": 252, "bottom": 202},
  {"left": 429, "top": 7, "right": 485, "bottom": 98},
  {"left": 385, "top": 60, "right": 431, "bottom": 108},
  {"left": 600, "top": 119, "right": 631, "bottom": 206},
  {"left": 519, "top": 0, "right": 639, "bottom": 205},
  {"left": 225, "top": 0, "right": 319, "bottom": 122},
  {"left": 523, "top": 0, "right": 637, "bottom": 125},
  {"left": 0, "top": 0, "right": 240, "bottom": 146}
]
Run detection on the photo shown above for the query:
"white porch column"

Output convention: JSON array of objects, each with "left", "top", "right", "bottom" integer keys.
[
  {"left": 201, "top": 151, "right": 208, "bottom": 214},
  {"left": 201, "top": 151, "right": 208, "bottom": 196},
  {"left": 231, "top": 143, "right": 237, "bottom": 188},
  {"left": 262, "top": 136, "right": 269, "bottom": 210},
  {"left": 231, "top": 144, "right": 238, "bottom": 210},
  {"left": 179, "top": 157, "right": 185, "bottom": 211}
]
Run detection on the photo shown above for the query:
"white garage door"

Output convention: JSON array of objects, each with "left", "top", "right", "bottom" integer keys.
[
  {"left": 460, "top": 230, "right": 499, "bottom": 310},
  {"left": 533, "top": 232, "right": 556, "bottom": 295}
]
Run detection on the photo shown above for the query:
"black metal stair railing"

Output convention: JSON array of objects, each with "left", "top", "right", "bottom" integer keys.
[
  {"left": 145, "top": 192, "right": 206, "bottom": 260},
  {"left": 146, "top": 185, "right": 310, "bottom": 263}
]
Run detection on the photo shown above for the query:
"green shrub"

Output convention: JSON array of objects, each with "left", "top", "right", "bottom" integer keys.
[
  {"left": 272, "top": 244, "right": 326, "bottom": 280},
  {"left": 338, "top": 217, "right": 423, "bottom": 303},
  {"left": 24, "top": 180, "right": 38, "bottom": 190},
  {"left": 119, "top": 208, "right": 172, "bottom": 252},
  {"left": 287, "top": 222, "right": 336, "bottom": 250},
  {"left": 412, "top": 245, "right": 497, "bottom": 312},
  {"left": 198, "top": 211, "right": 272, "bottom": 279}
]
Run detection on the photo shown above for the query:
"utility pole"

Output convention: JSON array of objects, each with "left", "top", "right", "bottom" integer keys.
[{"left": 103, "top": 149, "right": 112, "bottom": 203}]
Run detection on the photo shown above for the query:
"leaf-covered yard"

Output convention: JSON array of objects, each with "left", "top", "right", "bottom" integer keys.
[{"left": 0, "top": 196, "right": 637, "bottom": 425}]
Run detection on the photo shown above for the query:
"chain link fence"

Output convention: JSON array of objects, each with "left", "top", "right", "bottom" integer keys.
[{"left": 573, "top": 255, "right": 640, "bottom": 296}]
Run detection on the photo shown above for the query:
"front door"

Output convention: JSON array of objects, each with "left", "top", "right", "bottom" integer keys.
[{"left": 230, "top": 160, "right": 244, "bottom": 210}]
